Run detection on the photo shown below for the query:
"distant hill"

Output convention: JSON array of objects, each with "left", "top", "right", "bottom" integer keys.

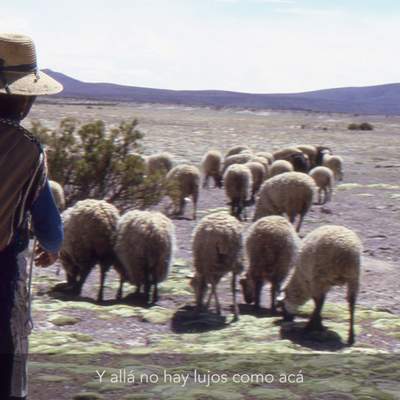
[{"left": 42, "top": 69, "right": 400, "bottom": 115}]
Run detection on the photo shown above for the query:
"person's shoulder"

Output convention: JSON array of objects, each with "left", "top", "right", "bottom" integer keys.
[{"left": 0, "top": 117, "right": 42, "bottom": 151}]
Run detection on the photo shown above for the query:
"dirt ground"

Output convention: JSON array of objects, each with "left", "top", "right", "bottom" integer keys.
[{"left": 25, "top": 102, "right": 400, "bottom": 400}]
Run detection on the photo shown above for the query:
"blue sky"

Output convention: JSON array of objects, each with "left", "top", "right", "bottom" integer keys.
[{"left": 2, "top": 0, "right": 399, "bottom": 92}]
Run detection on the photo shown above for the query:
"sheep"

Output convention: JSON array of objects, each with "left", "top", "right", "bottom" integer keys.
[
  {"left": 146, "top": 152, "right": 174, "bottom": 175},
  {"left": 253, "top": 171, "right": 316, "bottom": 232},
  {"left": 223, "top": 163, "right": 253, "bottom": 221},
  {"left": 315, "top": 145, "right": 332, "bottom": 166},
  {"left": 49, "top": 179, "right": 65, "bottom": 211},
  {"left": 201, "top": 149, "right": 223, "bottom": 189},
  {"left": 255, "top": 151, "right": 274, "bottom": 165},
  {"left": 269, "top": 159, "right": 294, "bottom": 177},
  {"left": 225, "top": 145, "right": 251, "bottom": 158},
  {"left": 59, "top": 199, "right": 120, "bottom": 302},
  {"left": 323, "top": 154, "right": 344, "bottom": 181},
  {"left": 272, "top": 147, "right": 303, "bottom": 161},
  {"left": 251, "top": 156, "right": 270, "bottom": 178},
  {"left": 240, "top": 216, "right": 300, "bottom": 314},
  {"left": 297, "top": 145, "right": 317, "bottom": 168},
  {"left": 165, "top": 164, "right": 200, "bottom": 220},
  {"left": 280, "top": 225, "right": 362, "bottom": 345},
  {"left": 244, "top": 161, "right": 266, "bottom": 202},
  {"left": 114, "top": 210, "right": 175, "bottom": 304},
  {"left": 222, "top": 152, "right": 253, "bottom": 173},
  {"left": 309, "top": 166, "right": 334, "bottom": 204},
  {"left": 191, "top": 211, "right": 244, "bottom": 321}
]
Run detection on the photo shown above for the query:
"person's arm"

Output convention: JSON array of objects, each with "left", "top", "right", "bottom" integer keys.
[{"left": 30, "top": 180, "right": 64, "bottom": 266}]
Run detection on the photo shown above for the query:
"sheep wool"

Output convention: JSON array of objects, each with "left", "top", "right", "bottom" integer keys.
[
  {"left": 323, "top": 154, "right": 344, "bottom": 181},
  {"left": 146, "top": 152, "right": 174, "bottom": 175},
  {"left": 244, "top": 161, "right": 266, "bottom": 200},
  {"left": 223, "top": 163, "right": 253, "bottom": 220},
  {"left": 269, "top": 159, "right": 294, "bottom": 177},
  {"left": 225, "top": 145, "right": 251, "bottom": 158},
  {"left": 114, "top": 210, "right": 175, "bottom": 304},
  {"left": 241, "top": 216, "right": 300, "bottom": 313},
  {"left": 253, "top": 171, "right": 315, "bottom": 232},
  {"left": 192, "top": 211, "right": 244, "bottom": 320},
  {"left": 201, "top": 149, "right": 223, "bottom": 188},
  {"left": 283, "top": 225, "right": 362, "bottom": 345},
  {"left": 49, "top": 179, "right": 66, "bottom": 211},
  {"left": 309, "top": 166, "right": 334, "bottom": 204},
  {"left": 60, "top": 199, "right": 120, "bottom": 302},
  {"left": 165, "top": 164, "right": 201, "bottom": 220}
]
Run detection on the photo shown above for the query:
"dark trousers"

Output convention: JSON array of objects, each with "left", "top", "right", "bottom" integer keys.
[{"left": 0, "top": 245, "right": 19, "bottom": 399}]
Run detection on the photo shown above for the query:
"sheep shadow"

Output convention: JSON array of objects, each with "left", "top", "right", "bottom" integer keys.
[
  {"left": 47, "top": 284, "right": 152, "bottom": 308},
  {"left": 279, "top": 321, "right": 347, "bottom": 351},
  {"left": 238, "top": 303, "right": 280, "bottom": 318},
  {"left": 171, "top": 305, "right": 228, "bottom": 334}
]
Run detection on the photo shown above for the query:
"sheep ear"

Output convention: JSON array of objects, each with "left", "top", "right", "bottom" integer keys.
[{"left": 185, "top": 274, "right": 195, "bottom": 279}]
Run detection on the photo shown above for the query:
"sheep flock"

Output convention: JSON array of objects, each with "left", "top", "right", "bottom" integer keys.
[{"left": 49, "top": 143, "right": 365, "bottom": 345}]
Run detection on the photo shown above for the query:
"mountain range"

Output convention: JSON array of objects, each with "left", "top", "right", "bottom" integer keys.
[{"left": 43, "top": 69, "right": 400, "bottom": 115}]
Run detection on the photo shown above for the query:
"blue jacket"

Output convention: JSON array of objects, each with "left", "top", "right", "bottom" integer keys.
[{"left": 30, "top": 180, "right": 64, "bottom": 253}]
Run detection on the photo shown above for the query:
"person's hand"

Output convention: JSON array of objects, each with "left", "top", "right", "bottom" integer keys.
[{"left": 34, "top": 244, "right": 59, "bottom": 267}]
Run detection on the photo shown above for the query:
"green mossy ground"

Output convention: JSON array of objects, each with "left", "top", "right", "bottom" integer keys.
[{"left": 29, "top": 260, "right": 400, "bottom": 399}]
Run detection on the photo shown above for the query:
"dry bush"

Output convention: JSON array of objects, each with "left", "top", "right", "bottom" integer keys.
[{"left": 31, "top": 118, "right": 165, "bottom": 211}]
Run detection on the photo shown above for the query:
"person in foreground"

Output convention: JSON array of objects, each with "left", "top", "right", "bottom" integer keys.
[{"left": 0, "top": 33, "right": 64, "bottom": 400}]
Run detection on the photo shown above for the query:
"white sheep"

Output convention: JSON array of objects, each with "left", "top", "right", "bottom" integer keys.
[
  {"left": 165, "top": 164, "right": 200, "bottom": 220},
  {"left": 255, "top": 151, "right": 274, "bottom": 165},
  {"left": 223, "top": 163, "right": 253, "bottom": 221},
  {"left": 225, "top": 145, "right": 251, "bottom": 158},
  {"left": 222, "top": 152, "right": 254, "bottom": 174},
  {"left": 49, "top": 179, "right": 65, "bottom": 211},
  {"left": 281, "top": 225, "right": 362, "bottom": 345},
  {"left": 269, "top": 159, "right": 294, "bottom": 177},
  {"left": 59, "top": 199, "right": 120, "bottom": 302},
  {"left": 250, "top": 156, "right": 270, "bottom": 178},
  {"left": 244, "top": 161, "right": 266, "bottom": 202},
  {"left": 309, "top": 166, "right": 334, "bottom": 204},
  {"left": 323, "top": 154, "right": 344, "bottom": 181},
  {"left": 114, "top": 210, "right": 175, "bottom": 304},
  {"left": 201, "top": 149, "right": 223, "bottom": 189},
  {"left": 146, "top": 152, "right": 174, "bottom": 175},
  {"left": 253, "top": 171, "right": 316, "bottom": 232},
  {"left": 191, "top": 211, "right": 244, "bottom": 321},
  {"left": 240, "top": 216, "right": 300, "bottom": 314}
]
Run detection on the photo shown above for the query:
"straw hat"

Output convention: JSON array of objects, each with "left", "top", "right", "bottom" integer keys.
[{"left": 0, "top": 33, "right": 62, "bottom": 96}]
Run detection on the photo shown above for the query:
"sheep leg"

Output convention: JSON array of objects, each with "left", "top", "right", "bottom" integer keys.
[
  {"left": 270, "top": 282, "right": 279, "bottom": 315},
  {"left": 202, "top": 175, "right": 209, "bottom": 189},
  {"left": 97, "top": 264, "right": 109, "bottom": 302},
  {"left": 211, "top": 282, "right": 221, "bottom": 315},
  {"left": 192, "top": 190, "right": 198, "bottom": 220},
  {"left": 296, "top": 212, "right": 305, "bottom": 233},
  {"left": 205, "top": 285, "right": 213, "bottom": 309},
  {"left": 74, "top": 267, "right": 91, "bottom": 296},
  {"left": 179, "top": 197, "right": 186, "bottom": 216},
  {"left": 144, "top": 263, "right": 151, "bottom": 305},
  {"left": 116, "top": 276, "right": 124, "bottom": 300},
  {"left": 153, "top": 282, "right": 159, "bottom": 304},
  {"left": 318, "top": 188, "right": 323, "bottom": 205},
  {"left": 231, "top": 272, "right": 239, "bottom": 322},
  {"left": 305, "top": 294, "right": 326, "bottom": 332},
  {"left": 254, "top": 278, "right": 263, "bottom": 312},
  {"left": 196, "top": 278, "right": 208, "bottom": 312},
  {"left": 348, "top": 292, "right": 357, "bottom": 345}
]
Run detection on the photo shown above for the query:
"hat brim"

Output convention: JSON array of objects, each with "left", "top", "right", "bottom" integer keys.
[{"left": 0, "top": 69, "right": 63, "bottom": 96}]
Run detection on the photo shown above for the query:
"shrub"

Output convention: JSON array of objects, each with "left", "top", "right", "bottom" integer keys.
[
  {"left": 347, "top": 122, "right": 374, "bottom": 131},
  {"left": 31, "top": 118, "right": 165, "bottom": 211}
]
